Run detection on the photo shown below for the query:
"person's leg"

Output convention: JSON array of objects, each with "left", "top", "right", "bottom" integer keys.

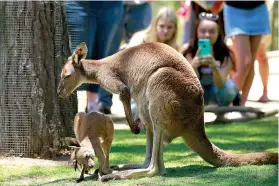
[
  {"left": 256, "top": 42, "right": 270, "bottom": 102},
  {"left": 108, "top": 4, "right": 125, "bottom": 54},
  {"left": 240, "top": 35, "right": 262, "bottom": 105},
  {"left": 65, "top": 1, "right": 99, "bottom": 112},
  {"left": 182, "top": 5, "right": 196, "bottom": 44},
  {"left": 231, "top": 35, "right": 253, "bottom": 105},
  {"left": 214, "top": 79, "right": 238, "bottom": 106},
  {"left": 94, "top": 2, "right": 124, "bottom": 113},
  {"left": 124, "top": 3, "right": 152, "bottom": 43}
]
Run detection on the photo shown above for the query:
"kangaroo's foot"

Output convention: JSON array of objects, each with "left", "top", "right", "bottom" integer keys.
[
  {"left": 76, "top": 177, "right": 84, "bottom": 183},
  {"left": 108, "top": 161, "right": 150, "bottom": 172},
  {"left": 101, "top": 166, "right": 158, "bottom": 182}
]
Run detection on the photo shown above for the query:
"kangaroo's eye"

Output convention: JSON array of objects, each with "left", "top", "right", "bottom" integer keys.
[{"left": 64, "top": 75, "right": 71, "bottom": 79}]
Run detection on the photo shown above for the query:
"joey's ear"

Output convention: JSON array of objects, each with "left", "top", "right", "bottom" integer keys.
[
  {"left": 73, "top": 42, "right": 88, "bottom": 64},
  {"left": 65, "top": 137, "right": 81, "bottom": 147}
]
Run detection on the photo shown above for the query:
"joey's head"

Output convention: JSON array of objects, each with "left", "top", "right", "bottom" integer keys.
[
  {"left": 65, "top": 137, "right": 95, "bottom": 173},
  {"left": 57, "top": 42, "right": 88, "bottom": 98}
]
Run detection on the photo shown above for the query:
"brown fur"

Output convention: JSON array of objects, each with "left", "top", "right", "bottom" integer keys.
[
  {"left": 65, "top": 112, "right": 114, "bottom": 182},
  {"left": 58, "top": 42, "right": 278, "bottom": 181}
]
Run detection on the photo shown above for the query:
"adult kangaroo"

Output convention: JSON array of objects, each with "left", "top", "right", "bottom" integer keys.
[{"left": 57, "top": 42, "right": 278, "bottom": 181}]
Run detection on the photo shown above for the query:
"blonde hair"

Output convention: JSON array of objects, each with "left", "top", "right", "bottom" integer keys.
[{"left": 143, "top": 7, "right": 178, "bottom": 49}]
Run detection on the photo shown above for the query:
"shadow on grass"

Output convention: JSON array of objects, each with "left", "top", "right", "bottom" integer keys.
[
  {"left": 39, "top": 178, "right": 77, "bottom": 186},
  {"left": 165, "top": 165, "right": 217, "bottom": 177},
  {"left": 39, "top": 174, "right": 98, "bottom": 186}
]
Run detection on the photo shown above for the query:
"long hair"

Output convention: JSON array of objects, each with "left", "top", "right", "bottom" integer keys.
[
  {"left": 183, "top": 16, "right": 234, "bottom": 68},
  {"left": 143, "top": 7, "right": 178, "bottom": 49}
]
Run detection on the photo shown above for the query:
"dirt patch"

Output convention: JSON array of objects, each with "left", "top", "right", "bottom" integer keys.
[{"left": 0, "top": 156, "right": 69, "bottom": 166}]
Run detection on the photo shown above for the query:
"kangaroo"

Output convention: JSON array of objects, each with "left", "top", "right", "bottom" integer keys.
[
  {"left": 65, "top": 112, "right": 114, "bottom": 182},
  {"left": 58, "top": 42, "right": 278, "bottom": 181}
]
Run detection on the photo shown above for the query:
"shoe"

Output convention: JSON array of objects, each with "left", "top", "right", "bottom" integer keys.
[
  {"left": 98, "top": 103, "right": 111, "bottom": 114},
  {"left": 87, "top": 101, "right": 99, "bottom": 113},
  {"left": 233, "top": 93, "right": 241, "bottom": 106}
]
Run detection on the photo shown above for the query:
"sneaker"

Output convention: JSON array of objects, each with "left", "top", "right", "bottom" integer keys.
[
  {"left": 87, "top": 101, "right": 99, "bottom": 113},
  {"left": 233, "top": 93, "right": 241, "bottom": 106},
  {"left": 98, "top": 103, "right": 111, "bottom": 114}
]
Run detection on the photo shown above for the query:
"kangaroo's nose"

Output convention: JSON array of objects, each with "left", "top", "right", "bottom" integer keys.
[{"left": 57, "top": 87, "right": 66, "bottom": 98}]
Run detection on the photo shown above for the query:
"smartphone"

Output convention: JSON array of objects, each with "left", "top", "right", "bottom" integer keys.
[{"left": 198, "top": 39, "right": 211, "bottom": 56}]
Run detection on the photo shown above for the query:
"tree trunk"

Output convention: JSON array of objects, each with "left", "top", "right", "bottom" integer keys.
[
  {"left": 270, "top": 1, "right": 278, "bottom": 51},
  {"left": 0, "top": 1, "right": 77, "bottom": 158}
]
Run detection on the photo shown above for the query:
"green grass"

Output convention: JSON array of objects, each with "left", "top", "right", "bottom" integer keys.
[{"left": 0, "top": 117, "right": 278, "bottom": 186}]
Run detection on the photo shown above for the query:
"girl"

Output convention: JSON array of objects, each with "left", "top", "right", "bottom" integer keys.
[
  {"left": 128, "top": 7, "right": 178, "bottom": 50},
  {"left": 182, "top": 12, "right": 239, "bottom": 106}
]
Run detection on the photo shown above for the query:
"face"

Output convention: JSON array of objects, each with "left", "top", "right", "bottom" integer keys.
[
  {"left": 156, "top": 17, "right": 176, "bottom": 43},
  {"left": 57, "top": 56, "right": 84, "bottom": 98},
  {"left": 197, "top": 19, "right": 219, "bottom": 45},
  {"left": 73, "top": 148, "right": 95, "bottom": 172}
]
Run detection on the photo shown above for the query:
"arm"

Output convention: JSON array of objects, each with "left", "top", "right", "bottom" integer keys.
[
  {"left": 200, "top": 55, "right": 233, "bottom": 88},
  {"left": 97, "top": 73, "right": 140, "bottom": 134},
  {"left": 183, "top": 43, "right": 201, "bottom": 78},
  {"left": 185, "top": 53, "right": 200, "bottom": 78}
]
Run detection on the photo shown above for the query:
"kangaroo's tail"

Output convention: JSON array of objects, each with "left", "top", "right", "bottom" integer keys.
[{"left": 182, "top": 116, "right": 278, "bottom": 167}]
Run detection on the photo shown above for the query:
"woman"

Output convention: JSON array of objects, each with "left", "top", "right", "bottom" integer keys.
[
  {"left": 182, "top": 12, "right": 239, "bottom": 107},
  {"left": 224, "top": 1, "right": 270, "bottom": 105},
  {"left": 127, "top": 6, "right": 178, "bottom": 50}
]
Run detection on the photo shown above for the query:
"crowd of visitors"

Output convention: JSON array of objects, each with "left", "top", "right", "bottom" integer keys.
[{"left": 64, "top": 0, "right": 273, "bottom": 114}]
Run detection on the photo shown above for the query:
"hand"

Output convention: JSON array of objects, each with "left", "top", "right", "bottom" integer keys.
[
  {"left": 198, "top": 55, "right": 219, "bottom": 68},
  {"left": 131, "top": 118, "right": 143, "bottom": 134},
  {"left": 191, "top": 48, "right": 202, "bottom": 68}
]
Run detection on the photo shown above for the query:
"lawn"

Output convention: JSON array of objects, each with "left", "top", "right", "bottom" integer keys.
[{"left": 0, "top": 117, "right": 278, "bottom": 186}]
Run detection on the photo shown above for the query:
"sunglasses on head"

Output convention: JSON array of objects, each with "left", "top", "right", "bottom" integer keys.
[{"left": 198, "top": 12, "right": 219, "bottom": 21}]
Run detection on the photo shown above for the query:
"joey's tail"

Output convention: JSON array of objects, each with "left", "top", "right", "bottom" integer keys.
[{"left": 182, "top": 116, "right": 278, "bottom": 167}]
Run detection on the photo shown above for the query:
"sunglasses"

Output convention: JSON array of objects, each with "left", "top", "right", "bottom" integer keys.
[{"left": 198, "top": 12, "right": 219, "bottom": 21}]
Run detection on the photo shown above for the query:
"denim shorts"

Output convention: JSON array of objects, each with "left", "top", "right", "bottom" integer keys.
[{"left": 224, "top": 3, "right": 270, "bottom": 39}]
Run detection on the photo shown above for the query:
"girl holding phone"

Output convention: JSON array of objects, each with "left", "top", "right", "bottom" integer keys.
[{"left": 182, "top": 12, "right": 240, "bottom": 107}]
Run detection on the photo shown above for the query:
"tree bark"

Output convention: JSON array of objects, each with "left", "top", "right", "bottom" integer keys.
[
  {"left": 0, "top": 1, "right": 77, "bottom": 158},
  {"left": 270, "top": 1, "right": 278, "bottom": 51}
]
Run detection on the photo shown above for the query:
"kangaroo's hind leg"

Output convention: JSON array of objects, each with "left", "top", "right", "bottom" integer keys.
[
  {"left": 100, "top": 100, "right": 165, "bottom": 181},
  {"left": 101, "top": 127, "right": 163, "bottom": 181},
  {"left": 110, "top": 125, "right": 153, "bottom": 172}
]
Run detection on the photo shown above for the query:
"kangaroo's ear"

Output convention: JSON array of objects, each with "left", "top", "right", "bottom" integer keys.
[
  {"left": 73, "top": 42, "right": 88, "bottom": 65},
  {"left": 65, "top": 137, "right": 81, "bottom": 147}
]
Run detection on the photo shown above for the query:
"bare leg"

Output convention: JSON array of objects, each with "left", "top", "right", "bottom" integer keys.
[
  {"left": 232, "top": 35, "right": 252, "bottom": 93},
  {"left": 87, "top": 91, "right": 99, "bottom": 112},
  {"left": 256, "top": 42, "right": 270, "bottom": 102},
  {"left": 241, "top": 35, "right": 262, "bottom": 105},
  {"left": 232, "top": 35, "right": 261, "bottom": 105}
]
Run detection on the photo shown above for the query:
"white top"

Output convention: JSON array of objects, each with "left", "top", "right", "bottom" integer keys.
[{"left": 126, "top": 31, "right": 146, "bottom": 48}]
